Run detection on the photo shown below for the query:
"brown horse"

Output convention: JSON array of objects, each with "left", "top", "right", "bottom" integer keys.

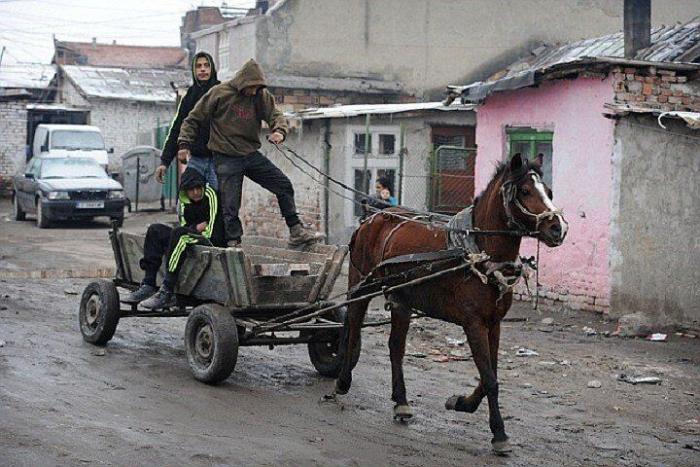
[{"left": 335, "top": 154, "right": 568, "bottom": 453}]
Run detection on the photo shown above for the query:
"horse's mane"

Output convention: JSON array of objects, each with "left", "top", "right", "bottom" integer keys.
[{"left": 473, "top": 158, "right": 543, "bottom": 206}]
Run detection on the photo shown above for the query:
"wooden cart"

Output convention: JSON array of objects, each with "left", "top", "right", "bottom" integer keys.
[{"left": 78, "top": 224, "right": 360, "bottom": 384}]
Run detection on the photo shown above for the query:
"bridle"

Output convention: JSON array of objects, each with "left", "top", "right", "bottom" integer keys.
[{"left": 500, "top": 170, "right": 563, "bottom": 233}]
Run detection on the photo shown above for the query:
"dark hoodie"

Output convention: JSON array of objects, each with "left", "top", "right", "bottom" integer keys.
[
  {"left": 177, "top": 166, "right": 225, "bottom": 246},
  {"left": 161, "top": 52, "right": 220, "bottom": 168},
  {"left": 177, "top": 58, "right": 288, "bottom": 157}
]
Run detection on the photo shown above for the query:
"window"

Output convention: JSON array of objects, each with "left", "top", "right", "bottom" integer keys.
[
  {"left": 507, "top": 128, "right": 553, "bottom": 187},
  {"left": 379, "top": 134, "right": 395, "bottom": 155},
  {"left": 218, "top": 31, "right": 230, "bottom": 71},
  {"left": 354, "top": 133, "right": 372, "bottom": 155}
]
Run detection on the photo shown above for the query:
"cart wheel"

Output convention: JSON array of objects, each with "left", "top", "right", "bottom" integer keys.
[
  {"left": 185, "top": 304, "right": 238, "bottom": 385},
  {"left": 79, "top": 280, "right": 120, "bottom": 346},
  {"left": 306, "top": 306, "right": 361, "bottom": 378}
]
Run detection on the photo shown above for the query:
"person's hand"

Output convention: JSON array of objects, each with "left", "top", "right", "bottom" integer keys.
[
  {"left": 155, "top": 165, "right": 167, "bottom": 184},
  {"left": 380, "top": 188, "right": 391, "bottom": 200},
  {"left": 177, "top": 148, "right": 191, "bottom": 163},
  {"left": 268, "top": 131, "right": 284, "bottom": 145},
  {"left": 196, "top": 222, "right": 208, "bottom": 233}
]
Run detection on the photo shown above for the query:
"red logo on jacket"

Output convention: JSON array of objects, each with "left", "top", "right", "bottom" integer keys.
[{"left": 232, "top": 105, "right": 255, "bottom": 120}]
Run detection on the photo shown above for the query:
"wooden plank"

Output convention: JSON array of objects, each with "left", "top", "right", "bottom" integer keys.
[
  {"left": 242, "top": 235, "right": 340, "bottom": 255},
  {"left": 242, "top": 245, "right": 330, "bottom": 264},
  {"left": 253, "top": 263, "right": 311, "bottom": 276},
  {"left": 189, "top": 250, "right": 231, "bottom": 305},
  {"left": 307, "top": 258, "right": 332, "bottom": 303},
  {"left": 176, "top": 249, "right": 212, "bottom": 295},
  {"left": 253, "top": 275, "right": 318, "bottom": 292},
  {"left": 318, "top": 245, "right": 349, "bottom": 299},
  {"left": 119, "top": 232, "right": 145, "bottom": 284}
]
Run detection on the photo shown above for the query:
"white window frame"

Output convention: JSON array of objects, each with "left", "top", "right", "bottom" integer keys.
[{"left": 344, "top": 125, "right": 401, "bottom": 228}]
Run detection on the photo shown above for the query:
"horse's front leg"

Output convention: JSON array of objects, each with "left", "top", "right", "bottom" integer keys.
[
  {"left": 464, "top": 321, "right": 511, "bottom": 454},
  {"left": 445, "top": 322, "right": 502, "bottom": 413},
  {"left": 388, "top": 302, "right": 412, "bottom": 421}
]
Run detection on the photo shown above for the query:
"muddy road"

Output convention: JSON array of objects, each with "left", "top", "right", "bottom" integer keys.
[{"left": 1, "top": 276, "right": 698, "bottom": 466}]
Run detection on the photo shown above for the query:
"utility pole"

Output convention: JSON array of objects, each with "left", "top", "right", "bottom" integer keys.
[{"left": 0, "top": 46, "right": 6, "bottom": 69}]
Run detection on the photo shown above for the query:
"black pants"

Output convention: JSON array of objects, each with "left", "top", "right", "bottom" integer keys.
[
  {"left": 140, "top": 223, "right": 207, "bottom": 289},
  {"left": 214, "top": 151, "right": 300, "bottom": 241}
]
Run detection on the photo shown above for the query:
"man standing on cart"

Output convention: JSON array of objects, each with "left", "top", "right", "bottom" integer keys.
[{"left": 177, "top": 58, "right": 319, "bottom": 249}]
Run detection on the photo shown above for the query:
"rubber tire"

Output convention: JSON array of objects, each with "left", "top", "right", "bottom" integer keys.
[
  {"left": 111, "top": 216, "right": 124, "bottom": 228},
  {"left": 36, "top": 199, "right": 50, "bottom": 229},
  {"left": 306, "top": 306, "right": 361, "bottom": 378},
  {"left": 185, "top": 304, "right": 239, "bottom": 385},
  {"left": 12, "top": 194, "right": 25, "bottom": 221},
  {"left": 79, "top": 280, "right": 121, "bottom": 346}
]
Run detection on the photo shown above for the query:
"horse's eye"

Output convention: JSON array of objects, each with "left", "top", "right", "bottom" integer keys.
[{"left": 520, "top": 187, "right": 530, "bottom": 196}]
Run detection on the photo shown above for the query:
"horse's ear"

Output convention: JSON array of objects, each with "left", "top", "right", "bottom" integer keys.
[{"left": 510, "top": 153, "right": 524, "bottom": 173}]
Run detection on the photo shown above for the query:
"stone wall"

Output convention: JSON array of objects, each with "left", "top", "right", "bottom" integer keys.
[{"left": 0, "top": 99, "right": 30, "bottom": 196}]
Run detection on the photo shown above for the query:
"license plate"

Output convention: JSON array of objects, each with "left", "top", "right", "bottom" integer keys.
[{"left": 77, "top": 201, "right": 104, "bottom": 209}]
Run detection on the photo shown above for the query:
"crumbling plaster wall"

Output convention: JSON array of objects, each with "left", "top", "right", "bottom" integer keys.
[{"left": 610, "top": 114, "right": 700, "bottom": 327}]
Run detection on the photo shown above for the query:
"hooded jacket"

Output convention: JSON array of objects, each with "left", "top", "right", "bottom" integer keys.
[
  {"left": 177, "top": 166, "right": 225, "bottom": 246},
  {"left": 161, "top": 52, "right": 220, "bottom": 167},
  {"left": 177, "top": 59, "right": 288, "bottom": 157}
]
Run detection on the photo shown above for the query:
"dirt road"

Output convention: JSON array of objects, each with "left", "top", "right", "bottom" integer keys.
[{"left": 1, "top": 276, "right": 698, "bottom": 466}]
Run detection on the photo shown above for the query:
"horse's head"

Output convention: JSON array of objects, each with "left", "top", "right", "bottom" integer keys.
[{"left": 501, "top": 154, "right": 568, "bottom": 247}]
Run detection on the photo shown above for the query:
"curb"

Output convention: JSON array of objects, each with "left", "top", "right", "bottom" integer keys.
[{"left": 0, "top": 268, "right": 115, "bottom": 280}]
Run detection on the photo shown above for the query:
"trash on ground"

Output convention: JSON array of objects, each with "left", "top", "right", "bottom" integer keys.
[
  {"left": 537, "top": 327, "right": 554, "bottom": 333},
  {"left": 612, "top": 313, "right": 652, "bottom": 337},
  {"left": 587, "top": 380, "right": 602, "bottom": 388},
  {"left": 432, "top": 355, "right": 450, "bottom": 363},
  {"left": 582, "top": 326, "right": 597, "bottom": 336},
  {"left": 516, "top": 348, "right": 539, "bottom": 357},
  {"left": 618, "top": 374, "right": 662, "bottom": 385},
  {"left": 92, "top": 349, "right": 106, "bottom": 357},
  {"left": 63, "top": 289, "right": 79, "bottom": 295},
  {"left": 647, "top": 333, "right": 667, "bottom": 342},
  {"left": 540, "top": 317, "right": 554, "bottom": 325},
  {"left": 0, "top": 340, "right": 5, "bottom": 348},
  {"left": 408, "top": 352, "right": 427, "bottom": 358}
]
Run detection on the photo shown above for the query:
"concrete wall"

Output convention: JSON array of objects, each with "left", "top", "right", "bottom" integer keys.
[
  {"left": 253, "top": 0, "right": 700, "bottom": 99},
  {"left": 0, "top": 99, "right": 30, "bottom": 195},
  {"left": 61, "top": 80, "right": 175, "bottom": 170},
  {"left": 610, "top": 114, "right": 700, "bottom": 327},
  {"left": 474, "top": 77, "right": 617, "bottom": 312}
]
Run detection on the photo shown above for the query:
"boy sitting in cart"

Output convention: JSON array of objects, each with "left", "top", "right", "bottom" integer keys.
[{"left": 121, "top": 166, "right": 226, "bottom": 309}]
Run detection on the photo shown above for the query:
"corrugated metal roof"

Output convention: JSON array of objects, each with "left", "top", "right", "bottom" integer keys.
[
  {"left": 0, "top": 63, "right": 55, "bottom": 90},
  {"left": 452, "top": 20, "right": 700, "bottom": 102},
  {"left": 288, "top": 101, "right": 474, "bottom": 120},
  {"left": 62, "top": 65, "right": 190, "bottom": 103}
]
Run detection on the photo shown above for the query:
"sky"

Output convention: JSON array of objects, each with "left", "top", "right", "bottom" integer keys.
[{"left": 0, "top": 0, "right": 256, "bottom": 65}]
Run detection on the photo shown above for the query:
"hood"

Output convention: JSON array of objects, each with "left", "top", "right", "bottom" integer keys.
[
  {"left": 192, "top": 51, "right": 218, "bottom": 87},
  {"left": 40, "top": 178, "right": 122, "bottom": 191},
  {"left": 178, "top": 166, "right": 207, "bottom": 202},
  {"left": 229, "top": 58, "right": 267, "bottom": 92}
]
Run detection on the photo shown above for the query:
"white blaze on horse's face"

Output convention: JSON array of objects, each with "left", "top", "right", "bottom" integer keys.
[{"left": 531, "top": 174, "right": 568, "bottom": 240}]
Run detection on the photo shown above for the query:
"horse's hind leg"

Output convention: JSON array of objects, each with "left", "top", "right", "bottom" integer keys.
[
  {"left": 464, "top": 321, "right": 510, "bottom": 454},
  {"left": 388, "top": 302, "right": 412, "bottom": 421},
  {"left": 335, "top": 299, "right": 368, "bottom": 395}
]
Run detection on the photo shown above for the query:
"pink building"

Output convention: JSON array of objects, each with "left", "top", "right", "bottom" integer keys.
[{"left": 450, "top": 21, "right": 700, "bottom": 320}]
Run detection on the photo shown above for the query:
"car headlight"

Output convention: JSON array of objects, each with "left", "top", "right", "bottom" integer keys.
[
  {"left": 108, "top": 190, "right": 125, "bottom": 199},
  {"left": 47, "top": 191, "right": 70, "bottom": 200}
]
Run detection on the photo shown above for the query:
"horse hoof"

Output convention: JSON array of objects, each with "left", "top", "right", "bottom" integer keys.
[
  {"left": 445, "top": 395, "right": 460, "bottom": 411},
  {"left": 492, "top": 439, "right": 512, "bottom": 455},
  {"left": 393, "top": 404, "right": 413, "bottom": 422}
]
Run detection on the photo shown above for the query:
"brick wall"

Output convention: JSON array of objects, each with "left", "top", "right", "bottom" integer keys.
[
  {"left": 0, "top": 99, "right": 30, "bottom": 196},
  {"left": 612, "top": 66, "right": 700, "bottom": 112}
]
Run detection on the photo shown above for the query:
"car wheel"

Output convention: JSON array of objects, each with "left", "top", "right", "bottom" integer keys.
[
  {"left": 12, "top": 194, "right": 26, "bottom": 221},
  {"left": 36, "top": 199, "right": 50, "bottom": 229}
]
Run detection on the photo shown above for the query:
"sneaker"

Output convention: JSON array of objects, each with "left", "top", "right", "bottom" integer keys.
[
  {"left": 121, "top": 283, "right": 157, "bottom": 304},
  {"left": 140, "top": 285, "right": 177, "bottom": 310},
  {"left": 227, "top": 239, "right": 242, "bottom": 248}
]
